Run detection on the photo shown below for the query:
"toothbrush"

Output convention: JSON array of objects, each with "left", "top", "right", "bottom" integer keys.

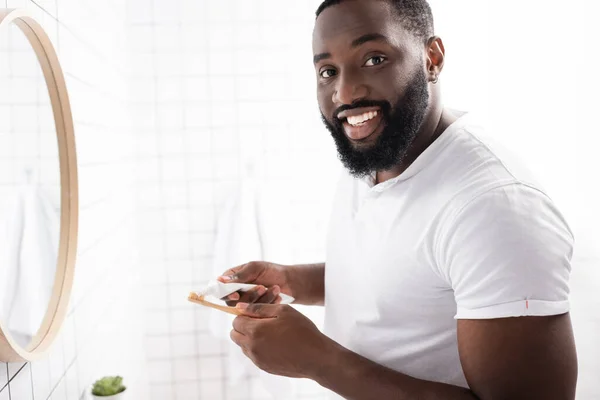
[{"left": 187, "top": 292, "right": 243, "bottom": 316}]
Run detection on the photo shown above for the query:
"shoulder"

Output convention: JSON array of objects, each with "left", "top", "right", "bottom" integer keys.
[
  {"left": 436, "top": 182, "right": 574, "bottom": 319},
  {"left": 431, "top": 115, "right": 555, "bottom": 228}
]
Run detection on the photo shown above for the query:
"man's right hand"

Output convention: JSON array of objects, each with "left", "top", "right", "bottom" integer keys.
[{"left": 218, "top": 261, "right": 292, "bottom": 306}]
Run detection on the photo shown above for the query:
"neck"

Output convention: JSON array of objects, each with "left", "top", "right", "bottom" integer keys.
[{"left": 375, "top": 101, "right": 455, "bottom": 185}]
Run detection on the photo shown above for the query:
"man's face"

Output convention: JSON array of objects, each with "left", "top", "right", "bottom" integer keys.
[{"left": 313, "top": 0, "right": 431, "bottom": 177}]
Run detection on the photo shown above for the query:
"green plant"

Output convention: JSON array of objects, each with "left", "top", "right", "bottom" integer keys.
[{"left": 91, "top": 376, "right": 126, "bottom": 396}]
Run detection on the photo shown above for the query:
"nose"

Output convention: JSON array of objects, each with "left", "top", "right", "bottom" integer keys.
[{"left": 332, "top": 70, "right": 369, "bottom": 106}]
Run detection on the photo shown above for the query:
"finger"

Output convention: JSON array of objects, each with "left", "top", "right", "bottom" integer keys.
[
  {"left": 236, "top": 303, "right": 282, "bottom": 318},
  {"left": 274, "top": 295, "right": 282, "bottom": 305},
  {"left": 225, "top": 288, "right": 263, "bottom": 307},
  {"left": 230, "top": 328, "right": 247, "bottom": 347},
  {"left": 232, "top": 315, "right": 258, "bottom": 336},
  {"left": 226, "top": 292, "right": 240, "bottom": 301},
  {"left": 246, "top": 286, "right": 267, "bottom": 304},
  {"left": 218, "top": 261, "right": 261, "bottom": 283},
  {"left": 255, "top": 285, "right": 281, "bottom": 304},
  {"left": 223, "top": 291, "right": 241, "bottom": 307},
  {"left": 218, "top": 264, "right": 245, "bottom": 283}
]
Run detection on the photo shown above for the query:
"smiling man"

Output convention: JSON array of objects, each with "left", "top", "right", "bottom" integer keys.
[{"left": 220, "top": 1, "right": 578, "bottom": 399}]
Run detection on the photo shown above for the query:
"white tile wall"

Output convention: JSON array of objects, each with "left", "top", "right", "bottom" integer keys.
[
  {"left": 7, "top": 364, "right": 31, "bottom": 400},
  {"left": 0, "top": 366, "right": 7, "bottom": 393},
  {"left": 129, "top": 0, "right": 336, "bottom": 398},
  {"left": 1, "top": 0, "right": 148, "bottom": 399}
]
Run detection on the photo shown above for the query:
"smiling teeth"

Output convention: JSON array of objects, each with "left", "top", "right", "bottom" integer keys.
[{"left": 347, "top": 111, "right": 378, "bottom": 126}]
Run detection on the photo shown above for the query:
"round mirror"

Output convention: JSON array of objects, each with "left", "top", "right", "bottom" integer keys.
[{"left": 0, "top": 9, "right": 78, "bottom": 362}]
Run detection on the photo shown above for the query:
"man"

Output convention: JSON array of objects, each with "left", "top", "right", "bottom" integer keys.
[{"left": 218, "top": 0, "right": 578, "bottom": 399}]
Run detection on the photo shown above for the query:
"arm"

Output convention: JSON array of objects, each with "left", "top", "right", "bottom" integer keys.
[
  {"left": 285, "top": 262, "right": 325, "bottom": 306},
  {"left": 313, "top": 314, "right": 577, "bottom": 400}
]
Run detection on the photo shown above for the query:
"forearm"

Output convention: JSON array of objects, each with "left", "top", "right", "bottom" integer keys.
[
  {"left": 285, "top": 263, "right": 325, "bottom": 306},
  {"left": 313, "top": 341, "right": 478, "bottom": 400}
]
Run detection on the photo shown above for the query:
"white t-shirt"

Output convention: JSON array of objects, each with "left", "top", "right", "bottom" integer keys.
[{"left": 323, "top": 112, "right": 574, "bottom": 391}]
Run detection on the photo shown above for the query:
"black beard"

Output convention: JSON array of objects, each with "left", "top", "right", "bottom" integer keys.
[{"left": 321, "top": 68, "right": 430, "bottom": 178}]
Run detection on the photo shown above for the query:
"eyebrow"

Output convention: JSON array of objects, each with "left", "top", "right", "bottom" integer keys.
[
  {"left": 313, "top": 52, "right": 331, "bottom": 64},
  {"left": 313, "top": 33, "right": 391, "bottom": 64},
  {"left": 351, "top": 33, "right": 390, "bottom": 48}
]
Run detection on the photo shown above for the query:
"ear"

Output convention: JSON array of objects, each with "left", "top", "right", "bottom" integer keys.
[{"left": 426, "top": 36, "right": 445, "bottom": 83}]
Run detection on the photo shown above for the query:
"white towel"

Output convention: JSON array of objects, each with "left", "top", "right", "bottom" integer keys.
[
  {"left": 0, "top": 180, "right": 60, "bottom": 345},
  {"left": 209, "top": 175, "right": 295, "bottom": 398}
]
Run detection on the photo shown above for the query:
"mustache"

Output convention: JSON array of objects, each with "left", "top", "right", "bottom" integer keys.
[{"left": 332, "top": 99, "right": 391, "bottom": 122}]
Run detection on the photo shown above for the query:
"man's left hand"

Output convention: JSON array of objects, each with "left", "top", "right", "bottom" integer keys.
[{"left": 230, "top": 303, "right": 333, "bottom": 378}]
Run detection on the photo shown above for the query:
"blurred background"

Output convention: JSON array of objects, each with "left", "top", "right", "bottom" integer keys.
[{"left": 0, "top": 0, "right": 598, "bottom": 399}]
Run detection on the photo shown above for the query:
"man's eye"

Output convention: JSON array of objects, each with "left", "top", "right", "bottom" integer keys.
[
  {"left": 364, "top": 56, "right": 386, "bottom": 67},
  {"left": 320, "top": 69, "right": 337, "bottom": 79}
]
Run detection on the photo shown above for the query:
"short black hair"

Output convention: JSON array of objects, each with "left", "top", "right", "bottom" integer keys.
[{"left": 316, "top": 0, "right": 434, "bottom": 43}]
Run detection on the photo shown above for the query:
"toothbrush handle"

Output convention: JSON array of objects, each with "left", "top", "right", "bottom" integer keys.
[{"left": 188, "top": 292, "right": 243, "bottom": 316}]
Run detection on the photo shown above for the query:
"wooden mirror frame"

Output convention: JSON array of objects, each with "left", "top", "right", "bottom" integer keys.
[{"left": 0, "top": 8, "right": 78, "bottom": 362}]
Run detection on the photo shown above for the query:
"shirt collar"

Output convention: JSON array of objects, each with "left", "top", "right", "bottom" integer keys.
[{"left": 359, "top": 110, "right": 473, "bottom": 192}]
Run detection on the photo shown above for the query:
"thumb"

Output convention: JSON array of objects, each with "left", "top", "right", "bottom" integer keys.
[
  {"left": 218, "top": 263, "right": 254, "bottom": 283},
  {"left": 236, "top": 303, "right": 281, "bottom": 319}
]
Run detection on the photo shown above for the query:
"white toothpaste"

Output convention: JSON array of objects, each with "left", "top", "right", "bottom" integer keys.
[{"left": 195, "top": 280, "right": 294, "bottom": 304}]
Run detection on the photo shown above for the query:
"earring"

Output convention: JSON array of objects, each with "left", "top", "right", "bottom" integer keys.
[{"left": 431, "top": 75, "right": 439, "bottom": 84}]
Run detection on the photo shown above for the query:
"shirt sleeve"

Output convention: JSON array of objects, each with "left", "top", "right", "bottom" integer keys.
[{"left": 436, "top": 183, "right": 574, "bottom": 319}]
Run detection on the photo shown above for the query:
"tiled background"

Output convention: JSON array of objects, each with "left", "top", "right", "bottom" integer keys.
[
  {"left": 0, "top": 0, "right": 147, "bottom": 399},
  {"left": 1, "top": 0, "right": 599, "bottom": 399},
  {"left": 129, "top": 1, "right": 337, "bottom": 398}
]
